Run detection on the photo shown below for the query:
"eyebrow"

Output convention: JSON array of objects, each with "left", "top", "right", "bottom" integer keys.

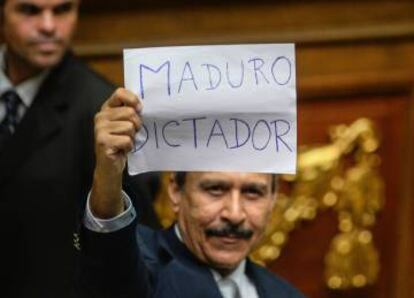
[
  {"left": 198, "top": 179, "right": 231, "bottom": 189},
  {"left": 241, "top": 183, "right": 269, "bottom": 194},
  {"left": 14, "top": 0, "right": 76, "bottom": 8}
]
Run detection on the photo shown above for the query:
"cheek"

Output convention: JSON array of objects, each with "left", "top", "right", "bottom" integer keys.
[
  {"left": 194, "top": 202, "right": 223, "bottom": 226},
  {"left": 183, "top": 202, "right": 222, "bottom": 238},
  {"left": 58, "top": 18, "right": 78, "bottom": 40},
  {"left": 189, "top": 207, "right": 217, "bottom": 230},
  {"left": 246, "top": 203, "right": 273, "bottom": 232},
  {"left": 178, "top": 206, "right": 213, "bottom": 253},
  {"left": 6, "top": 22, "right": 33, "bottom": 44}
]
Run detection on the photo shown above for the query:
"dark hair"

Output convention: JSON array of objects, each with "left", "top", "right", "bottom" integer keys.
[
  {"left": 175, "top": 172, "right": 187, "bottom": 190},
  {"left": 174, "top": 172, "right": 278, "bottom": 193}
]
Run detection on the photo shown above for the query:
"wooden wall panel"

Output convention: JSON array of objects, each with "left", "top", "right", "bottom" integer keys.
[
  {"left": 74, "top": 1, "right": 414, "bottom": 50},
  {"left": 395, "top": 93, "right": 414, "bottom": 298}
]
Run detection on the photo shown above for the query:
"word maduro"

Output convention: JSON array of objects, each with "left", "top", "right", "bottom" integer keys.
[{"left": 138, "top": 56, "right": 292, "bottom": 99}]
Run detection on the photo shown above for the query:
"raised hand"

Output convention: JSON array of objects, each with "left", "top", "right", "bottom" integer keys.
[{"left": 90, "top": 88, "right": 143, "bottom": 218}]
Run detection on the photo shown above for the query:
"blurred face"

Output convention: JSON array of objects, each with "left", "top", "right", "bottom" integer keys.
[
  {"left": 2, "top": 0, "right": 79, "bottom": 69},
  {"left": 168, "top": 172, "right": 276, "bottom": 272}
]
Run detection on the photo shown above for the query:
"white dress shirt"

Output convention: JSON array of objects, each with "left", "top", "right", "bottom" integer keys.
[
  {"left": 0, "top": 46, "right": 49, "bottom": 123},
  {"left": 84, "top": 194, "right": 259, "bottom": 298},
  {"left": 84, "top": 191, "right": 137, "bottom": 233}
]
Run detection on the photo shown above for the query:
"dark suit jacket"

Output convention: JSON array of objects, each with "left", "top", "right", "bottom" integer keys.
[
  {"left": 0, "top": 53, "right": 158, "bottom": 298},
  {"left": 78, "top": 222, "right": 305, "bottom": 298}
]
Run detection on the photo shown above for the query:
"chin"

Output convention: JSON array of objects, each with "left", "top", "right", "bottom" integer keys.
[
  {"left": 215, "top": 261, "right": 240, "bottom": 271},
  {"left": 210, "top": 260, "right": 242, "bottom": 275},
  {"left": 30, "top": 52, "right": 65, "bottom": 69},
  {"left": 208, "top": 251, "right": 246, "bottom": 270}
]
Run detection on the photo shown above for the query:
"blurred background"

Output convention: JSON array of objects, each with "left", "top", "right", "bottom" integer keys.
[{"left": 76, "top": 1, "right": 413, "bottom": 297}]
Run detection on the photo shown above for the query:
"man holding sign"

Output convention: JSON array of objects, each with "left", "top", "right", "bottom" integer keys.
[{"left": 78, "top": 45, "right": 303, "bottom": 298}]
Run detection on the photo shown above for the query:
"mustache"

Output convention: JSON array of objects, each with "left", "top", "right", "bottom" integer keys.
[{"left": 205, "top": 223, "right": 253, "bottom": 240}]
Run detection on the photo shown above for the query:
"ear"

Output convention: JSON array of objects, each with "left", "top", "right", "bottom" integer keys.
[
  {"left": 167, "top": 173, "right": 182, "bottom": 213},
  {"left": 0, "top": 1, "right": 7, "bottom": 32},
  {"left": 270, "top": 191, "right": 278, "bottom": 210},
  {"left": 0, "top": 6, "right": 3, "bottom": 27}
]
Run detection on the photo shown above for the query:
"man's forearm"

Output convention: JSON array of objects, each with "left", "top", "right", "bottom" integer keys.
[{"left": 90, "top": 165, "right": 124, "bottom": 219}]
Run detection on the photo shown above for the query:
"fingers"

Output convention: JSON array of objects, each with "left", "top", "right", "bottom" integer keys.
[
  {"left": 95, "top": 88, "right": 143, "bottom": 159},
  {"left": 102, "top": 88, "right": 142, "bottom": 113},
  {"left": 95, "top": 133, "right": 135, "bottom": 156},
  {"left": 98, "top": 120, "right": 138, "bottom": 138},
  {"left": 98, "top": 106, "right": 141, "bottom": 131}
]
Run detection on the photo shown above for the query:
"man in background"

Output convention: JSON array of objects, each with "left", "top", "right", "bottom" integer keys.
[{"left": 0, "top": 1, "right": 157, "bottom": 297}]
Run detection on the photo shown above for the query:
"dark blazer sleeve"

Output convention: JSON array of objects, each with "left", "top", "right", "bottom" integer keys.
[
  {"left": 77, "top": 220, "right": 152, "bottom": 298},
  {"left": 123, "top": 171, "right": 161, "bottom": 229}
]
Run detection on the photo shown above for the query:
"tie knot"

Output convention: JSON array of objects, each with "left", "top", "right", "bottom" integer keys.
[
  {"left": 1, "top": 90, "right": 22, "bottom": 135},
  {"left": 1, "top": 90, "right": 21, "bottom": 113}
]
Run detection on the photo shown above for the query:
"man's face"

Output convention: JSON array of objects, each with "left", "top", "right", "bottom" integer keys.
[
  {"left": 2, "top": 0, "right": 79, "bottom": 69},
  {"left": 169, "top": 172, "right": 276, "bottom": 272}
]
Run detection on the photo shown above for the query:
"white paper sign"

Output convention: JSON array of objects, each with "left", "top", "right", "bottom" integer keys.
[{"left": 124, "top": 44, "right": 297, "bottom": 175}]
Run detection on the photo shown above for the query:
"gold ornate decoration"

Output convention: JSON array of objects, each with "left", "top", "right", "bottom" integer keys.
[{"left": 153, "top": 118, "right": 384, "bottom": 290}]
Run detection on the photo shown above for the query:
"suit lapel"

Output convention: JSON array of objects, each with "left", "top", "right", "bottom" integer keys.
[
  {"left": 247, "top": 259, "right": 298, "bottom": 298},
  {"left": 245, "top": 261, "right": 264, "bottom": 298},
  {"left": 0, "top": 54, "right": 71, "bottom": 186},
  {"left": 155, "top": 227, "right": 223, "bottom": 298}
]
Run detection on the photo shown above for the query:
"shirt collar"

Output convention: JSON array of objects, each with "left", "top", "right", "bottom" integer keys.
[{"left": 0, "top": 45, "right": 50, "bottom": 107}]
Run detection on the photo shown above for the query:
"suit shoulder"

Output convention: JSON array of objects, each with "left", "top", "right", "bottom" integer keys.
[
  {"left": 49, "top": 53, "right": 116, "bottom": 112},
  {"left": 249, "top": 262, "right": 306, "bottom": 298},
  {"left": 65, "top": 55, "right": 115, "bottom": 93},
  {"left": 137, "top": 225, "right": 158, "bottom": 246},
  {"left": 136, "top": 225, "right": 160, "bottom": 262}
]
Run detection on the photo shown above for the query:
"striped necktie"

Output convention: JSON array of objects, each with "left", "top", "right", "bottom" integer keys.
[{"left": 0, "top": 90, "right": 21, "bottom": 150}]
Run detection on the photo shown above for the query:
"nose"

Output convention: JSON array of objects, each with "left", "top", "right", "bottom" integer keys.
[
  {"left": 38, "top": 11, "right": 56, "bottom": 35},
  {"left": 221, "top": 191, "right": 246, "bottom": 225}
]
